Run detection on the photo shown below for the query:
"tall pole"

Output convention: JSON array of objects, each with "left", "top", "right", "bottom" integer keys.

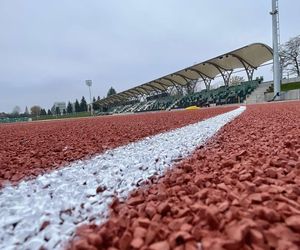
[
  {"left": 85, "top": 80, "right": 93, "bottom": 115},
  {"left": 271, "top": 0, "right": 281, "bottom": 100},
  {"left": 88, "top": 85, "right": 93, "bottom": 115}
]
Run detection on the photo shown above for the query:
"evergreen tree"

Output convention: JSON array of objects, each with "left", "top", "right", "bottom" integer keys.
[
  {"left": 56, "top": 107, "right": 61, "bottom": 115},
  {"left": 96, "top": 96, "right": 101, "bottom": 110},
  {"left": 40, "top": 109, "right": 47, "bottom": 116},
  {"left": 80, "top": 96, "right": 88, "bottom": 112},
  {"left": 107, "top": 87, "right": 117, "bottom": 97},
  {"left": 92, "top": 97, "right": 97, "bottom": 110},
  {"left": 47, "top": 109, "right": 52, "bottom": 115},
  {"left": 24, "top": 106, "right": 29, "bottom": 115},
  {"left": 75, "top": 99, "right": 80, "bottom": 113},
  {"left": 67, "top": 101, "right": 73, "bottom": 114}
]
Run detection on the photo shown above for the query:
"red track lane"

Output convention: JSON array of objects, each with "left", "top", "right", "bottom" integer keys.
[
  {"left": 69, "top": 101, "right": 300, "bottom": 250},
  {"left": 0, "top": 107, "right": 234, "bottom": 186}
]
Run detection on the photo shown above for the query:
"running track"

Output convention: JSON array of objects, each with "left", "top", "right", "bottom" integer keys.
[{"left": 1, "top": 103, "right": 300, "bottom": 250}]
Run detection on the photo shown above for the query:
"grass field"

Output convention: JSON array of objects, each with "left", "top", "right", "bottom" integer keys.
[
  {"left": 281, "top": 81, "right": 300, "bottom": 91},
  {"left": 31, "top": 112, "right": 92, "bottom": 121}
]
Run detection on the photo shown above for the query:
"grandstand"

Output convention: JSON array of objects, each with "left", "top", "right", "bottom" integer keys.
[
  {"left": 174, "top": 79, "right": 262, "bottom": 108},
  {"left": 95, "top": 43, "right": 272, "bottom": 114}
]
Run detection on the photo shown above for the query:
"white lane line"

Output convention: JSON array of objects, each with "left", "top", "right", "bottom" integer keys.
[{"left": 0, "top": 107, "right": 245, "bottom": 250}]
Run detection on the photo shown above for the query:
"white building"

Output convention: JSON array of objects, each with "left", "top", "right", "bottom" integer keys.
[{"left": 51, "top": 102, "right": 66, "bottom": 115}]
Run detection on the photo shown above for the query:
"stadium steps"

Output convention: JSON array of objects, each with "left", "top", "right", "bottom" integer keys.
[
  {"left": 125, "top": 103, "right": 141, "bottom": 113},
  {"left": 246, "top": 81, "right": 273, "bottom": 104},
  {"left": 140, "top": 100, "right": 156, "bottom": 111},
  {"left": 119, "top": 104, "right": 132, "bottom": 113},
  {"left": 167, "top": 97, "right": 183, "bottom": 110},
  {"left": 131, "top": 100, "right": 154, "bottom": 112}
]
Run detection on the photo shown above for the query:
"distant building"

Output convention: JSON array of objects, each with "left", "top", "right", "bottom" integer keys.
[
  {"left": 0, "top": 112, "right": 7, "bottom": 118},
  {"left": 72, "top": 103, "right": 76, "bottom": 113},
  {"left": 51, "top": 102, "right": 66, "bottom": 115}
]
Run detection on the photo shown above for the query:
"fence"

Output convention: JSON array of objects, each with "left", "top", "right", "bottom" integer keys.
[
  {"left": 0, "top": 117, "right": 30, "bottom": 123},
  {"left": 31, "top": 112, "right": 92, "bottom": 121},
  {"left": 265, "top": 89, "right": 300, "bottom": 102}
]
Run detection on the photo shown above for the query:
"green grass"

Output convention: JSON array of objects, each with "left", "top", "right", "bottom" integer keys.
[
  {"left": 32, "top": 112, "right": 92, "bottom": 121},
  {"left": 281, "top": 82, "right": 300, "bottom": 91},
  {"left": 265, "top": 81, "right": 300, "bottom": 93}
]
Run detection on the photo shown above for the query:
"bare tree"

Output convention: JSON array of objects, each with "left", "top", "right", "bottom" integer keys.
[
  {"left": 185, "top": 79, "right": 198, "bottom": 94},
  {"left": 280, "top": 35, "right": 300, "bottom": 77},
  {"left": 229, "top": 75, "right": 245, "bottom": 86},
  {"left": 30, "top": 105, "right": 41, "bottom": 116}
]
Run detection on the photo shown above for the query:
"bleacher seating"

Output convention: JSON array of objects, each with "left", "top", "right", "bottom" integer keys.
[
  {"left": 174, "top": 80, "right": 260, "bottom": 109},
  {"left": 106, "top": 100, "right": 139, "bottom": 114},
  {"left": 98, "top": 79, "right": 262, "bottom": 115},
  {"left": 140, "top": 95, "right": 179, "bottom": 112}
]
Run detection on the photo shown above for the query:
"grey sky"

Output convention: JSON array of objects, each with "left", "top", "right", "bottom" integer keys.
[{"left": 0, "top": 0, "right": 299, "bottom": 113}]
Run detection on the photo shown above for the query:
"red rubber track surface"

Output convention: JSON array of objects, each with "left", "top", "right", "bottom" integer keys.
[
  {"left": 0, "top": 107, "right": 234, "bottom": 186},
  {"left": 70, "top": 101, "right": 300, "bottom": 250}
]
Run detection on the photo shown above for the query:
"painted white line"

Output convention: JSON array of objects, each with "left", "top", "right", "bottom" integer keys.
[{"left": 0, "top": 107, "right": 245, "bottom": 250}]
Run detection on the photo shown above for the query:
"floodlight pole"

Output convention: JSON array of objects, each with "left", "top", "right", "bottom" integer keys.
[
  {"left": 85, "top": 80, "right": 93, "bottom": 115},
  {"left": 271, "top": 0, "right": 281, "bottom": 100},
  {"left": 88, "top": 85, "right": 93, "bottom": 115}
]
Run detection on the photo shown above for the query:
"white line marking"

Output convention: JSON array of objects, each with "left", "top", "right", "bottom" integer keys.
[{"left": 0, "top": 107, "right": 245, "bottom": 250}]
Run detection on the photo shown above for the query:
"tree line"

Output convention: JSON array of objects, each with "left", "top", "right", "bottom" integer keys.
[
  {"left": 4, "top": 86, "right": 117, "bottom": 117},
  {"left": 3, "top": 34, "right": 300, "bottom": 119}
]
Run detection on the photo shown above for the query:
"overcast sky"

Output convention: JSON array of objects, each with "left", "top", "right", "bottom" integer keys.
[{"left": 0, "top": 0, "right": 299, "bottom": 113}]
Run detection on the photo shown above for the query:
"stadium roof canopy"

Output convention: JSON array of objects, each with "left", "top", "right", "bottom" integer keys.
[{"left": 97, "top": 43, "right": 273, "bottom": 106}]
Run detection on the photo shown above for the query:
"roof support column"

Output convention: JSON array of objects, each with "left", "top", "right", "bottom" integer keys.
[
  {"left": 186, "top": 68, "right": 213, "bottom": 91},
  {"left": 173, "top": 73, "right": 199, "bottom": 94},
  {"left": 237, "top": 61, "right": 255, "bottom": 81},
  {"left": 220, "top": 70, "right": 233, "bottom": 87},
  {"left": 245, "top": 67, "right": 255, "bottom": 81},
  {"left": 203, "top": 78, "right": 212, "bottom": 91},
  {"left": 185, "top": 79, "right": 198, "bottom": 94},
  {"left": 206, "top": 62, "right": 233, "bottom": 87},
  {"left": 163, "top": 78, "right": 184, "bottom": 95},
  {"left": 176, "top": 73, "right": 199, "bottom": 94},
  {"left": 229, "top": 53, "right": 256, "bottom": 81}
]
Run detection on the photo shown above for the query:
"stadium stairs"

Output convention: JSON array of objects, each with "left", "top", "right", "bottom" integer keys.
[
  {"left": 166, "top": 97, "right": 184, "bottom": 111},
  {"left": 246, "top": 81, "right": 273, "bottom": 104}
]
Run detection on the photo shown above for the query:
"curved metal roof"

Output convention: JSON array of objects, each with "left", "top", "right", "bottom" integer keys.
[{"left": 97, "top": 43, "right": 273, "bottom": 106}]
